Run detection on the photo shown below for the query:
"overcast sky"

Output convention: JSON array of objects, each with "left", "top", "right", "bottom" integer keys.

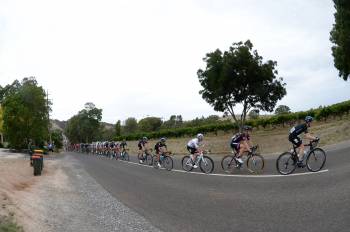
[{"left": 0, "top": 0, "right": 348, "bottom": 123}]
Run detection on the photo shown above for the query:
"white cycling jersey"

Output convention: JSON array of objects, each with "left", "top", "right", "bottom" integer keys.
[{"left": 187, "top": 138, "right": 201, "bottom": 149}]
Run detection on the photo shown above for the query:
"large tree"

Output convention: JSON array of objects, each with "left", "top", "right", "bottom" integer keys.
[
  {"left": 197, "top": 40, "right": 286, "bottom": 130},
  {"left": 2, "top": 77, "right": 51, "bottom": 148},
  {"left": 115, "top": 120, "right": 121, "bottom": 136},
  {"left": 65, "top": 103, "right": 102, "bottom": 143},
  {"left": 275, "top": 105, "right": 291, "bottom": 115},
  {"left": 330, "top": 0, "right": 350, "bottom": 81},
  {"left": 138, "top": 117, "right": 162, "bottom": 132},
  {"left": 123, "top": 117, "right": 138, "bottom": 134}
]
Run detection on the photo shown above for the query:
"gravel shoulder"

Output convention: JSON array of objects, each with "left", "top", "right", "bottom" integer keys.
[{"left": 0, "top": 149, "right": 161, "bottom": 232}]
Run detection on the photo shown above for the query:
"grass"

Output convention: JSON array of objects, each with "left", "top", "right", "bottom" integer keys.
[
  {"left": 125, "top": 115, "right": 350, "bottom": 156},
  {"left": 0, "top": 216, "right": 23, "bottom": 232}
]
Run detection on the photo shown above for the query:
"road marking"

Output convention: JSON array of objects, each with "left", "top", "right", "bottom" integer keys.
[{"left": 118, "top": 159, "right": 329, "bottom": 178}]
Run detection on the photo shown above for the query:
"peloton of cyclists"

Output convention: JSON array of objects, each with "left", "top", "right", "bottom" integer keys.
[{"left": 288, "top": 116, "right": 318, "bottom": 167}]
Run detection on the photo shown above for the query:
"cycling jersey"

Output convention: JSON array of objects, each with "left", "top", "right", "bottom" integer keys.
[
  {"left": 120, "top": 141, "right": 127, "bottom": 149},
  {"left": 138, "top": 140, "right": 147, "bottom": 150},
  {"left": 231, "top": 133, "right": 250, "bottom": 143},
  {"left": 289, "top": 123, "right": 308, "bottom": 137},
  {"left": 187, "top": 138, "right": 200, "bottom": 149},
  {"left": 230, "top": 133, "right": 250, "bottom": 151},
  {"left": 289, "top": 123, "right": 308, "bottom": 147},
  {"left": 110, "top": 142, "right": 115, "bottom": 149},
  {"left": 155, "top": 142, "right": 167, "bottom": 153}
]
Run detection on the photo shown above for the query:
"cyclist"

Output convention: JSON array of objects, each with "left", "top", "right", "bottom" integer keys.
[
  {"left": 230, "top": 125, "right": 253, "bottom": 166},
  {"left": 154, "top": 138, "right": 168, "bottom": 168},
  {"left": 289, "top": 116, "right": 318, "bottom": 167},
  {"left": 138, "top": 137, "right": 149, "bottom": 163},
  {"left": 120, "top": 139, "right": 127, "bottom": 150},
  {"left": 120, "top": 139, "right": 128, "bottom": 159},
  {"left": 186, "top": 133, "right": 204, "bottom": 168}
]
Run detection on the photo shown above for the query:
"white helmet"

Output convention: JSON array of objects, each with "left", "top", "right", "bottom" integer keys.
[{"left": 197, "top": 133, "right": 204, "bottom": 141}]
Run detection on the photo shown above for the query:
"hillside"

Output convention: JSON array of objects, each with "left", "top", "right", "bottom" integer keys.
[{"left": 124, "top": 115, "right": 350, "bottom": 156}]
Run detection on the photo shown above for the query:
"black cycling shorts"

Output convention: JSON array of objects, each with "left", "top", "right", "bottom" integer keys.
[
  {"left": 289, "top": 134, "right": 302, "bottom": 147},
  {"left": 187, "top": 146, "right": 197, "bottom": 155},
  {"left": 230, "top": 142, "right": 240, "bottom": 151}
]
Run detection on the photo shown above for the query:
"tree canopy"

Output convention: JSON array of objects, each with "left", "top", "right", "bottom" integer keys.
[
  {"left": 123, "top": 117, "right": 138, "bottom": 135},
  {"left": 0, "top": 106, "right": 3, "bottom": 134},
  {"left": 138, "top": 117, "right": 162, "bottom": 132},
  {"left": 65, "top": 103, "right": 102, "bottom": 143},
  {"left": 115, "top": 120, "right": 121, "bottom": 137},
  {"left": 1, "top": 77, "right": 51, "bottom": 148},
  {"left": 197, "top": 40, "right": 286, "bottom": 130},
  {"left": 275, "top": 105, "right": 291, "bottom": 115},
  {"left": 330, "top": 0, "right": 350, "bottom": 81}
]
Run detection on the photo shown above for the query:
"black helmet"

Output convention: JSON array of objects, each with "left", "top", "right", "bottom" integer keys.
[
  {"left": 305, "top": 116, "right": 313, "bottom": 123},
  {"left": 243, "top": 125, "right": 252, "bottom": 131}
]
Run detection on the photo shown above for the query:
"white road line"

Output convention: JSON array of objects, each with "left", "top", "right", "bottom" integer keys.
[{"left": 118, "top": 159, "right": 329, "bottom": 178}]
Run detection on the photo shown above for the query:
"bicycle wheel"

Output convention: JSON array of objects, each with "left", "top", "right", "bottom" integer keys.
[
  {"left": 221, "top": 155, "right": 237, "bottom": 173},
  {"left": 199, "top": 156, "right": 214, "bottom": 174},
  {"left": 123, "top": 152, "right": 130, "bottom": 161},
  {"left": 152, "top": 155, "right": 159, "bottom": 168},
  {"left": 247, "top": 154, "right": 265, "bottom": 174},
  {"left": 137, "top": 153, "right": 144, "bottom": 162},
  {"left": 276, "top": 152, "right": 297, "bottom": 175},
  {"left": 182, "top": 155, "right": 194, "bottom": 172},
  {"left": 163, "top": 156, "right": 173, "bottom": 171},
  {"left": 146, "top": 154, "right": 153, "bottom": 166},
  {"left": 306, "top": 148, "right": 326, "bottom": 172}
]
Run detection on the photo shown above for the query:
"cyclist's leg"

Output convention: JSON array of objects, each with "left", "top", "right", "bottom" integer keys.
[
  {"left": 156, "top": 151, "right": 160, "bottom": 163},
  {"left": 186, "top": 146, "right": 196, "bottom": 163},
  {"left": 289, "top": 136, "right": 303, "bottom": 160}
]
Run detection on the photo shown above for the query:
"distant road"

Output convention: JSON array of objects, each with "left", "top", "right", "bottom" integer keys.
[{"left": 71, "top": 144, "right": 350, "bottom": 232}]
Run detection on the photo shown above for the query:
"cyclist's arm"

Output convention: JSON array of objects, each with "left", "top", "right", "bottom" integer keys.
[
  {"left": 243, "top": 140, "right": 252, "bottom": 152},
  {"left": 304, "top": 133, "right": 317, "bottom": 141},
  {"left": 247, "top": 139, "right": 253, "bottom": 149}
]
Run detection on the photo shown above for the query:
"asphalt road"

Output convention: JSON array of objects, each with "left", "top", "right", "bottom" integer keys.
[{"left": 70, "top": 143, "right": 350, "bottom": 232}]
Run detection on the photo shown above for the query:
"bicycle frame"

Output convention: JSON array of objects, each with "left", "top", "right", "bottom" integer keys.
[
  {"left": 187, "top": 152, "right": 206, "bottom": 166},
  {"left": 291, "top": 140, "right": 318, "bottom": 158}
]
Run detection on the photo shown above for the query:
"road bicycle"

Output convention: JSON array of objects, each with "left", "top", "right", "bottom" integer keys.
[
  {"left": 138, "top": 149, "right": 153, "bottom": 165},
  {"left": 181, "top": 150, "right": 214, "bottom": 174},
  {"left": 221, "top": 145, "right": 264, "bottom": 174},
  {"left": 115, "top": 148, "right": 130, "bottom": 161},
  {"left": 117, "top": 148, "right": 130, "bottom": 161},
  {"left": 276, "top": 138, "right": 326, "bottom": 175},
  {"left": 152, "top": 151, "right": 174, "bottom": 171}
]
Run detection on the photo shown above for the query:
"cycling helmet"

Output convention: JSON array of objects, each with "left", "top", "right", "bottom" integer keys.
[
  {"left": 305, "top": 116, "right": 313, "bottom": 123},
  {"left": 160, "top": 137, "right": 166, "bottom": 143},
  {"left": 197, "top": 133, "right": 204, "bottom": 141},
  {"left": 243, "top": 125, "right": 252, "bottom": 131},
  {"left": 143, "top": 137, "right": 148, "bottom": 141}
]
